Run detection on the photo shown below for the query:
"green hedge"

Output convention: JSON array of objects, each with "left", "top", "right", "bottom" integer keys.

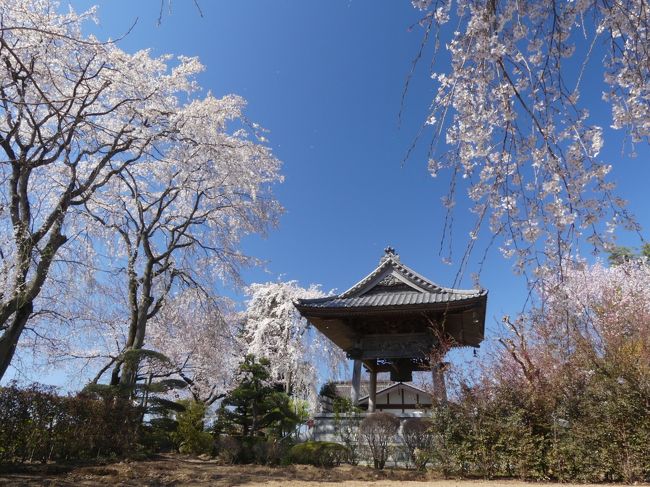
[
  {"left": 427, "top": 371, "right": 650, "bottom": 482},
  {"left": 0, "top": 382, "right": 141, "bottom": 463},
  {"left": 288, "top": 441, "right": 348, "bottom": 467}
]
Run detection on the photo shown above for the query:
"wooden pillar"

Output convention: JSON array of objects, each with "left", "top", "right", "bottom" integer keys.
[
  {"left": 351, "top": 359, "right": 362, "bottom": 405},
  {"left": 432, "top": 362, "right": 448, "bottom": 403},
  {"left": 368, "top": 360, "right": 377, "bottom": 413}
]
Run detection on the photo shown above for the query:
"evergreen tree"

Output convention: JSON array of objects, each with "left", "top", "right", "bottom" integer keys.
[{"left": 216, "top": 355, "right": 301, "bottom": 439}]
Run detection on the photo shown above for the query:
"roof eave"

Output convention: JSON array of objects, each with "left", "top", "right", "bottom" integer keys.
[{"left": 295, "top": 293, "right": 487, "bottom": 316}]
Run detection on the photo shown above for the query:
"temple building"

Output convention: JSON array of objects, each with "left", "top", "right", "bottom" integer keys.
[
  {"left": 295, "top": 247, "right": 487, "bottom": 411},
  {"left": 319, "top": 380, "right": 432, "bottom": 415},
  {"left": 357, "top": 382, "right": 432, "bottom": 414}
]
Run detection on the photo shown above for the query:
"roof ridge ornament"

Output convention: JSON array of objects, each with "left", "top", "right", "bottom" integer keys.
[{"left": 381, "top": 246, "right": 399, "bottom": 263}]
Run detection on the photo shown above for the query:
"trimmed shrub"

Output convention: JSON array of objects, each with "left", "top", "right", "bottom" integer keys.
[
  {"left": 251, "top": 437, "right": 293, "bottom": 465},
  {"left": 288, "top": 441, "right": 348, "bottom": 467},
  {"left": 215, "top": 435, "right": 242, "bottom": 464},
  {"left": 214, "top": 435, "right": 292, "bottom": 465},
  {"left": 401, "top": 417, "right": 434, "bottom": 470},
  {"left": 360, "top": 412, "right": 399, "bottom": 469}
]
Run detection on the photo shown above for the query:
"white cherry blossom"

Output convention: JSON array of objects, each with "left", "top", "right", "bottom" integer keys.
[
  {"left": 411, "top": 0, "right": 648, "bottom": 280},
  {"left": 241, "top": 281, "right": 345, "bottom": 408}
]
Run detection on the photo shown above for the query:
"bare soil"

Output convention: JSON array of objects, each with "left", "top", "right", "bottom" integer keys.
[{"left": 0, "top": 455, "right": 643, "bottom": 487}]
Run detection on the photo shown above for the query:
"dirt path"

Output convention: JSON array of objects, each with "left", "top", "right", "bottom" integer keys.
[{"left": 0, "top": 455, "right": 643, "bottom": 486}]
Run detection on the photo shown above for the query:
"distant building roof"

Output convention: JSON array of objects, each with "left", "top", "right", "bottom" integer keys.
[
  {"left": 327, "top": 380, "right": 395, "bottom": 400},
  {"left": 357, "top": 381, "right": 431, "bottom": 404},
  {"left": 319, "top": 380, "right": 433, "bottom": 412}
]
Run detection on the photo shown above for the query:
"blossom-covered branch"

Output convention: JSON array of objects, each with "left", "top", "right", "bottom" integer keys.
[{"left": 411, "top": 0, "right": 648, "bottom": 280}]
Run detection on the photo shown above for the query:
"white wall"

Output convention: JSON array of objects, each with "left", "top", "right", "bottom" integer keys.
[{"left": 370, "top": 384, "right": 432, "bottom": 414}]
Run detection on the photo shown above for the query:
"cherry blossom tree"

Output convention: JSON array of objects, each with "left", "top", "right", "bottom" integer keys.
[
  {"left": 83, "top": 93, "right": 281, "bottom": 387},
  {"left": 241, "top": 281, "right": 345, "bottom": 407},
  {"left": 470, "top": 259, "right": 650, "bottom": 481},
  {"left": 145, "top": 289, "right": 241, "bottom": 405},
  {"left": 538, "top": 259, "right": 649, "bottom": 365},
  {"left": 498, "top": 259, "right": 650, "bottom": 389},
  {"left": 22, "top": 275, "right": 240, "bottom": 402},
  {"left": 409, "top": 0, "right": 648, "bottom": 281},
  {"left": 0, "top": 0, "right": 206, "bottom": 379},
  {"left": 14, "top": 270, "right": 128, "bottom": 382},
  {"left": 0, "top": 0, "right": 282, "bottom": 381}
]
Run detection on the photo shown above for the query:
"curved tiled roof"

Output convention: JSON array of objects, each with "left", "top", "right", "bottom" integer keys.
[
  {"left": 296, "top": 248, "right": 486, "bottom": 310},
  {"left": 297, "top": 290, "right": 485, "bottom": 309}
]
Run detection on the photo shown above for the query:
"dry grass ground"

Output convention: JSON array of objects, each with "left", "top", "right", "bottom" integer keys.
[{"left": 0, "top": 454, "right": 645, "bottom": 487}]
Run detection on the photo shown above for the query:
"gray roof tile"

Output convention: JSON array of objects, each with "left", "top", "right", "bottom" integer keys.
[
  {"left": 296, "top": 249, "right": 486, "bottom": 310},
  {"left": 297, "top": 290, "right": 485, "bottom": 309}
]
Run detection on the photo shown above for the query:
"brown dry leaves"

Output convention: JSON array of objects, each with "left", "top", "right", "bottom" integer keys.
[{"left": 1, "top": 454, "right": 645, "bottom": 487}]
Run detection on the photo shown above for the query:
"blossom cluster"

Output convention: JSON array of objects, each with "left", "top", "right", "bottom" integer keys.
[
  {"left": 241, "top": 281, "right": 345, "bottom": 409},
  {"left": 412, "top": 0, "right": 647, "bottom": 277}
]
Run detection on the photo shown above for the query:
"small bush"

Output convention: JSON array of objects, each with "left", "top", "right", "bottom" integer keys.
[
  {"left": 172, "top": 400, "right": 213, "bottom": 455},
  {"left": 253, "top": 437, "right": 294, "bottom": 465},
  {"left": 333, "top": 397, "right": 362, "bottom": 465},
  {"left": 139, "top": 416, "right": 179, "bottom": 453},
  {"left": 288, "top": 441, "right": 348, "bottom": 467},
  {"left": 215, "top": 435, "right": 241, "bottom": 464},
  {"left": 401, "top": 418, "right": 434, "bottom": 470},
  {"left": 360, "top": 412, "right": 399, "bottom": 469}
]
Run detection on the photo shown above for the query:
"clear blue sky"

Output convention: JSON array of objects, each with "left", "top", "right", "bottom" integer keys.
[{"left": 34, "top": 1, "right": 650, "bottom": 383}]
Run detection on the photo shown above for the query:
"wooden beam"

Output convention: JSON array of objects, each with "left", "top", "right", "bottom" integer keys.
[
  {"left": 368, "top": 359, "right": 377, "bottom": 413},
  {"left": 351, "top": 359, "right": 362, "bottom": 405},
  {"left": 360, "top": 333, "right": 435, "bottom": 360}
]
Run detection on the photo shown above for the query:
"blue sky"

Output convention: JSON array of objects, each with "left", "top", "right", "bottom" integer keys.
[{"left": 20, "top": 1, "right": 649, "bottom": 385}]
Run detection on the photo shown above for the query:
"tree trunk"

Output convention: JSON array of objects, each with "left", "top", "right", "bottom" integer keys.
[
  {"left": 0, "top": 302, "right": 34, "bottom": 380},
  {"left": 0, "top": 218, "right": 66, "bottom": 381},
  {"left": 109, "top": 231, "right": 174, "bottom": 388},
  {"left": 111, "top": 248, "right": 155, "bottom": 388},
  {"left": 118, "top": 300, "right": 152, "bottom": 387}
]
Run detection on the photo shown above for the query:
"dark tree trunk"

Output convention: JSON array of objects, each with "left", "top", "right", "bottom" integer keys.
[
  {"left": 0, "top": 302, "right": 34, "bottom": 379},
  {"left": 112, "top": 252, "right": 156, "bottom": 388},
  {"left": 0, "top": 216, "right": 67, "bottom": 381}
]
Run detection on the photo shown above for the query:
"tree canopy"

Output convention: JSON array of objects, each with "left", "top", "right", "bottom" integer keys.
[{"left": 0, "top": 0, "right": 281, "bottom": 381}]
